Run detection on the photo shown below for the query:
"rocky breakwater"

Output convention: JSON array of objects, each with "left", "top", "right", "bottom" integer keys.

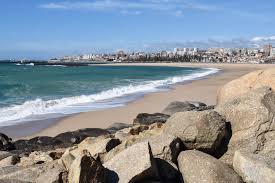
[{"left": 0, "top": 68, "right": 274, "bottom": 182}]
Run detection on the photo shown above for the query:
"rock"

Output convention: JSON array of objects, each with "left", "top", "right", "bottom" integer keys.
[
  {"left": 14, "top": 136, "right": 63, "bottom": 152},
  {"left": 163, "top": 110, "right": 226, "bottom": 153},
  {"left": 0, "top": 151, "right": 13, "bottom": 161},
  {"left": 59, "top": 147, "right": 77, "bottom": 171},
  {"left": 0, "top": 155, "right": 19, "bottom": 167},
  {"left": 106, "top": 123, "right": 132, "bottom": 133},
  {"left": 104, "top": 141, "right": 157, "bottom": 183},
  {"left": 68, "top": 152, "right": 105, "bottom": 183},
  {"left": 13, "top": 128, "right": 110, "bottom": 152},
  {"left": 19, "top": 151, "right": 53, "bottom": 167},
  {"left": 216, "top": 87, "right": 275, "bottom": 164},
  {"left": 70, "top": 136, "right": 121, "bottom": 163},
  {"left": 217, "top": 68, "right": 275, "bottom": 105},
  {"left": 54, "top": 128, "right": 110, "bottom": 146},
  {"left": 36, "top": 161, "right": 68, "bottom": 183},
  {"left": 233, "top": 150, "right": 275, "bottom": 183},
  {"left": 0, "top": 161, "right": 67, "bottom": 183},
  {"left": 148, "top": 134, "right": 182, "bottom": 164},
  {"left": 0, "top": 133, "right": 14, "bottom": 151},
  {"left": 103, "top": 123, "right": 164, "bottom": 163},
  {"left": 188, "top": 101, "right": 207, "bottom": 108},
  {"left": 148, "top": 134, "right": 182, "bottom": 182},
  {"left": 178, "top": 150, "right": 242, "bottom": 183},
  {"left": 162, "top": 101, "right": 197, "bottom": 115},
  {"left": 133, "top": 113, "right": 170, "bottom": 125}
]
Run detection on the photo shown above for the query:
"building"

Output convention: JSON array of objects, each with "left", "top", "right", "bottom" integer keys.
[
  {"left": 271, "top": 47, "right": 275, "bottom": 57},
  {"left": 263, "top": 44, "right": 272, "bottom": 56}
]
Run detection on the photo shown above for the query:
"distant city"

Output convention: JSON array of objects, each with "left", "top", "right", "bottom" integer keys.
[
  {"left": 2, "top": 45, "right": 275, "bottom": 65},
  {"left": 49, "top": 45, "right": 275, "bottom": 64}
]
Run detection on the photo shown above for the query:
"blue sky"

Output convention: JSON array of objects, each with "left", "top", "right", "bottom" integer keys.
[{"left": 0, "top": 0, "right": 275, "bottom": 59}]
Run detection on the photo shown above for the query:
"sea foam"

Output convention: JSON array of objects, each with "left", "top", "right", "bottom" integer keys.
[{"left": 0, "top": 67, "right": 219, "bottom": 126}]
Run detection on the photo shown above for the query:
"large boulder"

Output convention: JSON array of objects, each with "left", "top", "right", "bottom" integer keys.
[
  {"left": 163, "top": 110, "right": 227, "bottom": 153},
  {"left": 106, "top": 123, "right": 132, "bottom": 134},
  {"left": 217, "top": 68, "right": 275, "bottom": 105},
  {"left": 162, "top": 101, "right": 197, "bottom": 115},
  {"left": 216, "top": 87, "right": 275, "bottom": 164},
  {"left": 0, "top": 133, "right": 14, "bottom": 151},
  {"left": 0, "top": 161, "right": 67, "bottom": 183},
  {"left": 233, "top": 150, "right": 275, "bottom": 183},
  {"left": 103, "top": 141, "right": 157, "bottom": 183},
  {"left": 13, "top": 128, "right": 110, "bottom": 152},
  {"left": 133, "top": 113, "right": 170, "bottom": 125},
  {"left": 68, "top": 153, "right": 105, "bottom": 183},
  {"left": 178, "top": 150, "right": 242, "bottom": 183},
  {"left": 70, "top": 136, "right": 121, "bottom": 163},
  {"left": 0, "top": 155, "right": 19, "bottom": 167},
  {"left": 19, "top": 151, "right": 53, "bottom": 167}
]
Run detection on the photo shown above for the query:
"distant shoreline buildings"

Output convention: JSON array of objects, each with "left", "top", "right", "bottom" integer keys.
[{"left": 47, "top": 45, "right": 275, "bottom": 64}]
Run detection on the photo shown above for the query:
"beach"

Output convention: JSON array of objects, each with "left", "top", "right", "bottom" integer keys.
[{"left": 17, "top": 63, "right": 271, "bottom": 138}]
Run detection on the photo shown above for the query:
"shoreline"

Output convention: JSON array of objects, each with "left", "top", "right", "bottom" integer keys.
[{"left": 3, "top": 63, "right": 273, "bottom": 139}]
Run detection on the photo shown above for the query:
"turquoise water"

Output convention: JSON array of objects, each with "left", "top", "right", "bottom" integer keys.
[{"left": 0, "top": 63, "right": 219, "bottom": 126}]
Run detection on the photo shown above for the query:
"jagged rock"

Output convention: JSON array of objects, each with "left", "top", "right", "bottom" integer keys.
[
  {"left": 104, "top": 141, "right": 157, "bottom": 183},
  {"left": 0, "top": 151, "right": 13, "bottom": 161},
  {"left": 14, "top": 136, "right": 62, "bottom": 152},
  {"left": 216, "top": 87, "right": 275, "bottom": 164},
  {"left": 13, "top": 128, "right": 110, "bottom": 152},
  {"left": 19, "top": 151, "right": 53, "bottom": 167},
  {"left": 0, "top": 161, "right": 67, "bottom": 183},
  {"left": 188, "top": 101, "right": 207, "bottom": 108},
  {"left": 162, "top": 101, "right": 197, "bottom": 115},
  {"left": 163, "top": 110, "right": 226, "bottom": 153},
  {"left": 233, "top": 150, "right": 275, "bottom": 183},
  {"left": 148, "top": 134, "right": 182, "bottom": 182},
  {"left": 70, "top": 136, "right": 121, "bottom": 163},
  {"left": 0, "top": 155, "right": 19, "bottom": 167},
  {"left": 103, "top": 123, "right": 164, "bottom": 163},
  {"left": 178, "top": 150, "right": 242, "bottom": 183},
  {"left": 59, "top": 147, "right": 77, "bottom": 171},
  {"left": 217, "top": 68, "right": 275, "bottom": 105},
  {"left": 133, "top": 113, "right": 170, "bottom": 125},
  {"left": 54, "top": 128, "right": 110, "bottom": 146},
  {"left": 106, "top": 123, "right": 132, "bottom": 133},
  {"left": 68, "top": 153, "right": 105, "bottom": 183},
  {"left": 0, "top": 133, "right": 14, "bottom": 151}
]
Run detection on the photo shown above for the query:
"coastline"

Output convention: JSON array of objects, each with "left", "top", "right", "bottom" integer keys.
[{"left": 4, "top": 63, "right": 274, "bottom": 139}]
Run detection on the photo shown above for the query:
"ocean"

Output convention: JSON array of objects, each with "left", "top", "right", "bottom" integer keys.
[{"left": 0, "top": 63, "right": 219, "bottom": 127}]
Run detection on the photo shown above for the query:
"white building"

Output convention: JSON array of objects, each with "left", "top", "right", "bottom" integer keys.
[{"left": 271, "top": 47, "right": 275, "bottom": 57}]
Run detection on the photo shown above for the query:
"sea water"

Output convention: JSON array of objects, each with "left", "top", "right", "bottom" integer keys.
[{"left": 0, "top": 63, "right": 219, "bottom": 127}]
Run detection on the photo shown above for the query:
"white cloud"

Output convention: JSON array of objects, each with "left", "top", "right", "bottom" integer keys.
[
  {"left": 251, "top": 36, "right": 275, "bottom": 42},
  {"left": 39, "top": 0, "right": 219, "bottom": 16}
]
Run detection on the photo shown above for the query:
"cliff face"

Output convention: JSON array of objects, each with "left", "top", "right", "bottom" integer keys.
[{"left": 0, "top": 69, "right": 275, "bottom": 183}]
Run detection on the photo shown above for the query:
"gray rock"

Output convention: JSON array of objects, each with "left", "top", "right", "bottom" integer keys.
[
  {"left": 164, "top": 110, "right": 226, "bottom": 153},
  {"left": 103, "top": 141, "right": 157, "bottom": 183},
  {"left": 0, "top": 151, "right": 13, "bottom": 161},
  {"left": 0, "top": 155, "right": 20, "bottom": 167},
  {"left": 106, "top": 123, "right": 132, "bottom": 134},
  {"left": 68, "top": 153, "right": 105, "bottom": 183},
  {"left": 233, "top": 150, "right": 275, "bottom": 183},
  {"left": 178, "top": 150, "right": 242, "bottom": 183},
  {"left": 162, "top": 101, "right": 197, "bottom": 115},
  {"left": 133, "top": 113, "right": 170, "bottom": 125},
  {"left": 0, "top": 161, "right": 67, "bottom": 183},
  {"left": 18, "top": 151, "right": 53, "bottom": 167},
  {"left": 0, "top": 133, "right": 14, "bottom": 151},
  {"left": 216, "top": 87, "right": 275, "bottom": 164},
  {"left": 70, "top": 136, "right": 121, "bottom": 163}
]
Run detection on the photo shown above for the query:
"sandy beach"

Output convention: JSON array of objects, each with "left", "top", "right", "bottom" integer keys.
[{"left": 16, "top": 63, "right": 270, "bottom": 138}]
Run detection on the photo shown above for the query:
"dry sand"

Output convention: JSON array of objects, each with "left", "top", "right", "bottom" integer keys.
[{"left": 27, "top": 63, "right": 274, "bottom": 138}]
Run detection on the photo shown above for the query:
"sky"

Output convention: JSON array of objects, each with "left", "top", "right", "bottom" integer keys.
[{"left": 0, "top": 0, "right": 275, "bottom": 59}]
